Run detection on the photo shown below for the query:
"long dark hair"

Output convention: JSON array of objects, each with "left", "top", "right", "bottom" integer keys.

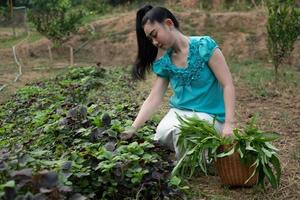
[{"left": 132, "top": 5, "right": 179, "bottom": 80}]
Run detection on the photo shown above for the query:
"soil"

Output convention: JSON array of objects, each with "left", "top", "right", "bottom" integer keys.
[
  {"left": 140, "top": 72, "right": 300, "bottom": 199},
  {"left": 0, "top": 8, "right": 299, "bottom": 200}
]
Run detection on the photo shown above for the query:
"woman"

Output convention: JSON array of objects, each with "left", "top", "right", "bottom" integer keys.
[{"left": 121, "top": 5, "right": 235, "bottom": 157}]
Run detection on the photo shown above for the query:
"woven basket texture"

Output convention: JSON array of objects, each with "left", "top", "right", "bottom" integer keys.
[{"left": 216, "top": 150, "right": 258, "bottom": 186}]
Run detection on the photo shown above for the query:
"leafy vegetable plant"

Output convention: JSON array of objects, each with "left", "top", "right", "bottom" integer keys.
[
  {"left": 172, "top": 115, "right": 233, "bottom": 177},
  {"left": 173, "top": 115, "right": 281, "bottom": 189},
  {"left": 0, "top": 67, "right": 185, "bottom": 199},
  {"left": 233, "top": 118, "right": 281, "bottom": 188}
]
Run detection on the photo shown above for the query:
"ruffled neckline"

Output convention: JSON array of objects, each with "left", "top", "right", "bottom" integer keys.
[
  {"left": 154, "top": 37, "right": 192, "bottom": 70},
  {"left": 152, "top": 36, "right": 207, "bottom": 86}
]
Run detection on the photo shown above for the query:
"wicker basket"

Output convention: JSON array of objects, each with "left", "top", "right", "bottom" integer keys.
[{"left": 215, "top": 146, "right": 258, "bottom": 187}]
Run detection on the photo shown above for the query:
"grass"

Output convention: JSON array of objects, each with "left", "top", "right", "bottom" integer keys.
[
  {"left": 0, "top": 4, "right": 135, "bottom": 49},
  {"left": 220, "top": 2, "right": 261, "bottom": 11},
  {"left": 229, "top": 59, "right": 300, "bottom": 97},
  {"left": 293, "top": 142, "right": 300, "bottom": 160},
  {"left": 26, "top": 32, "right": 43, "bottom": 43},
  {"left": 81, "top": 0, "right": 164, "bottom": 24},
  {"left": 167, "top": 0, "right": 264, "bottom": 12},
  {"left": 0, "top": 31, "right": 43, "bottom": 49},
  {"left": 81, "top": 11, "right": 123, "bottom": 24}
]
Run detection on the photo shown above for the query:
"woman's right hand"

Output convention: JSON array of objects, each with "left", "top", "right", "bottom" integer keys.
[
  {"left": 120, "top": 126, "right": 138, "bottom": 140},
  {"left": 120, "top": 77, "right": 168, "bottom": 141}
]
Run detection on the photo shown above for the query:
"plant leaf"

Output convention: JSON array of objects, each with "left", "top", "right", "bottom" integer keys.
[
  {"left": 169, "top": 176, "right": 181, "bottom": 186},
  {"left": 257, "top": 166, "right": 265, "bottom": 189},
  {"left": 245, "top": 142, "right": 257, "bottom": 152},
  {"left": 261, "top": 147, "right": 273, "bottom": 158},
  {"left": 264, "top": 142, "right": 279, "bottom": 151},
  {"left": 255, "top": 132, "right": 280, "bottom": 142},
  {"left": 271, "top": 155, "right": 281, "bottom": 187},
  {"left": 217, "top": 147, "right": 235, "bottom": 158},
  {"left": 172, "top": 151, "right": 189, "bottom": 176},
  {"left": 0, "top": 180, "right": 15, "bottom": 189},
  {"left": 237, "top": 146, "right": 244, "bottom": 158},
  {"left": 262, "top": 164, "right": 278, "bottom": 188}
]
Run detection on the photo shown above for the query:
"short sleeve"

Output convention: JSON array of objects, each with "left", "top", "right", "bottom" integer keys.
[
  {"left": 198, "top": 36, "right": 219, "bottom": 63},
  {"left": 152, "top": 58, "right": 169, "bottom": 79}
]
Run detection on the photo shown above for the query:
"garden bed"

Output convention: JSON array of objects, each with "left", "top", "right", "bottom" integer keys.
[{"left": 0, "top": 66, "right": 185, "bottom": 199}]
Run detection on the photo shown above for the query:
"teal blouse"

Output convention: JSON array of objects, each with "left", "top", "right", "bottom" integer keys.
[{"left": 152, "top": 36, "right": 225, "bottom": 122}]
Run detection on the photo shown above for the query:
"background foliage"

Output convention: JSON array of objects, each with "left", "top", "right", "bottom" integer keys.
[
  {"left": 266, "top": 0, "right": 300, "bottom": 77},
  {"left": 28, "top": 0, "right": 85, "bottom": 44}
]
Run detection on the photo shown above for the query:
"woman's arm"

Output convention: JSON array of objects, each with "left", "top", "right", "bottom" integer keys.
[
  {"left": 208, "top": 48, "right": 236, "bottom": 136},
  {"left": 132, "top": 76, "right": 169, "bottom": 129}
]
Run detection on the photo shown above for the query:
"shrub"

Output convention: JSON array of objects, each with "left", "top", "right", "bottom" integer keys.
[
  {"left": 28, "top": 0, "right": 85, "bottom": 44},
  {"left": 266, "top": 0, "right": 300, "bottom": 78},
  {"left": 83, "top": 0, "right": 112, "bottom": 14}
]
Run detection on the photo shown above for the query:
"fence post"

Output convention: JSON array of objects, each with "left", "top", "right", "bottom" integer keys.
[
  {"left": 48, "top": 45, "right": 53, "bottom": 64},
  {"left": 70, "top": 46, "right": 74, "bottom": 66}
]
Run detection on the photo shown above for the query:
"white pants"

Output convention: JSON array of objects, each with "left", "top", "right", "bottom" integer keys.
[{"left": 154, "top": 108, "right": 224, "bottom": 157}]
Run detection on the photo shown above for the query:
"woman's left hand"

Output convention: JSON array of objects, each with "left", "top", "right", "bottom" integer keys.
[{"left": 222, "top": 122, "right": 233, "bottom": 137}]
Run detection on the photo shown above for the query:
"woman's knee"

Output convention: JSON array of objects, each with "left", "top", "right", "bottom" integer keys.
[{"left": 155, "top": 127, "right": 177, "bottom": 151}]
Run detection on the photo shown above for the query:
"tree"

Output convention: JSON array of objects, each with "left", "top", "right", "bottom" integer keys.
[
  {"left": 266, "top": 0, "right": 300, "bottom": 78},
  {"left": 28, "top": 0, "right": 84, "bottom": 45}
]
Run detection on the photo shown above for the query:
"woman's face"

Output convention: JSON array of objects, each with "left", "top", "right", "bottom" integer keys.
[{"left": 143, "top": 19, "right": 174, "bottom": 50}]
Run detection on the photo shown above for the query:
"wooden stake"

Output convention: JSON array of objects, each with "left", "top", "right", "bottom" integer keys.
[
  {"left": 70, "top": 47, "right": 74, "bottom": 66},
  {"left": 48, "top": 45, "right": 53, "bottom": 63}
]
